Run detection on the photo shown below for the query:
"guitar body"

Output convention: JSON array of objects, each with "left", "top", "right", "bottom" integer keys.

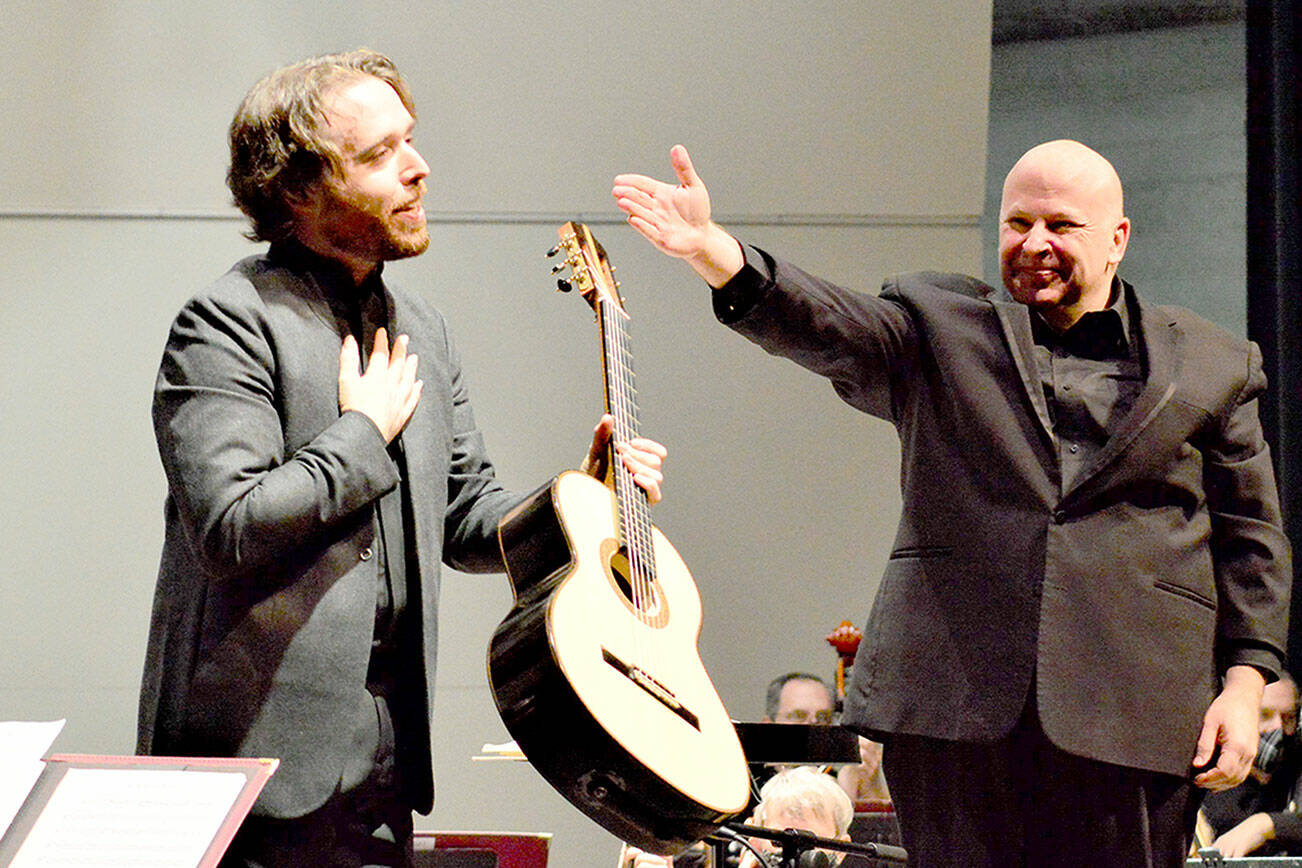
[{"left": 490, "top": 471, "right": 749, "bottom": 854}]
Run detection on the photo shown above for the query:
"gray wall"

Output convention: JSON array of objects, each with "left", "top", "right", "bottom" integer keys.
[
  {"left": 0, "top": 5, "right": 1251, "bottom": 867},
  {"left": 0, "top": 3, "right": 989, "bottom": 866}
]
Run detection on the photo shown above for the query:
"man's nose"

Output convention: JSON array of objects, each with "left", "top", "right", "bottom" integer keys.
[
  {"left": 401, "top": 142, "right": 430, "bottom": 183},
  {"left": 1023, "top": 221, "right": 1053, "bottom": 253}
]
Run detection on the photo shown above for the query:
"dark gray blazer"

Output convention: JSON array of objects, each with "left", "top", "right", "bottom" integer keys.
[
  {"left": 723, "top": 249, "right": 1291, "bottom": 778},
  {"left": 136, "top": 249, "right": 522, "bottom": 818}
]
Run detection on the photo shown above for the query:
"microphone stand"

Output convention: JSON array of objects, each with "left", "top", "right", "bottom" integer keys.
[{"left": 716, "top": 822, "right": 907, "bottom": 866}]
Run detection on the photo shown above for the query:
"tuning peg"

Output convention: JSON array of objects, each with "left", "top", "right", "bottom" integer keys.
[
  {"left": 550, "top": 262, "right": 567, "bottom": 275},
  {"left": 545, "top": 244, "right": 561, "bottom": 258},
  {"left": 556, "top": 278, "right": 572, "bottom": 293}
]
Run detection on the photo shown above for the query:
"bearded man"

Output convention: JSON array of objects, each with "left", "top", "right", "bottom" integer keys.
[{"left": 137, "top": 49, "right": 666, "bottom": 868}]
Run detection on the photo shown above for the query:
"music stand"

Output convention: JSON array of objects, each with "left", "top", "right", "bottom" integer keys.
[{"left": 0, "top": 753, "right": 276, "bottom": 868}]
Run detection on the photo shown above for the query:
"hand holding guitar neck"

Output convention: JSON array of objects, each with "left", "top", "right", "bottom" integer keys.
[
  {"left": 582, "top": 414, "right": 667, "bottom": 505},
  {"left": 489, "top": 223, "right": 748, "bottom": 856}
]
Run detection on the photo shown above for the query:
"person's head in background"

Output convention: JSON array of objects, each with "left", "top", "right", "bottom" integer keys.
[
  {"left": 764, "top": 673, "right": 835, "bottom": 725},
  {"left": 742, "top": 766, "right": 854, "bottom": 867},
  {"left": 1252, "top": 671, "right": 1299, "bottom": 782}
]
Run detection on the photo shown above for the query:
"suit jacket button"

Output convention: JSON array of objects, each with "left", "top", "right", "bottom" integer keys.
[
  {"left": 1051, "top": 510, "right": 1065, "bottom": 524},
  {"left": 360, "top": 546, "right": 373, "bottom": 561}
]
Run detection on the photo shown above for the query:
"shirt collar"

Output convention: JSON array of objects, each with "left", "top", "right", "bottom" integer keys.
[{"left": 1031, "top": 276, "right": 1131, "bottom": 360}]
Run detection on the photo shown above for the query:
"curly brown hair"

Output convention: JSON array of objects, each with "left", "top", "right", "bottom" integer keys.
[{"left": 226, "top": 49, "right": 417, "bottom": 244}]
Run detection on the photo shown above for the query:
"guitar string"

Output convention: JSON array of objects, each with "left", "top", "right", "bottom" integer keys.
[
  {"left": 603, "top": 296, "right": 652, "bottom": 682},
  {"left": 604, "top": 291, "right": 658, "bottom": 671},
  {"left": 606, "top": 298, "right": 646, "bottom": 610},
  {"left": 616, "top": 304, "right": 655, "bottom": 627}
]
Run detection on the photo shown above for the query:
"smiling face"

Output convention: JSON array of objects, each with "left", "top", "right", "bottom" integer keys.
[
  {"left": 998, "top": 140, "right": 1130, "bottom": 331},
  {"left": 294, "top": 74, "right": 431, "bottom": 282}
]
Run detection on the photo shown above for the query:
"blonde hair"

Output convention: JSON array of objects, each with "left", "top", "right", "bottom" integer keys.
[{"left": 754, "top": 766, "right": 854, "bottom": 837}]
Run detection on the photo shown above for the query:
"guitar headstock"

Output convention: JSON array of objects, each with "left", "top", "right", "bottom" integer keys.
[{"left": 547, "top": 221, "right": 626, "bottom": 317}]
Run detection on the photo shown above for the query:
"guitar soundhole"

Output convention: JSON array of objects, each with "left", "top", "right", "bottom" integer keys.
[{"left": 601, "top": 539, "right": 669, "bottom": 628}]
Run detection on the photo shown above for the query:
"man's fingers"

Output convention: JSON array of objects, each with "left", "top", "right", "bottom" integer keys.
[
  {"left": 369, "top": 327, "right": 391, "bottom": 368},
  {"left": 625, "top": 437, "right": 668, "bottom": 461},
  {"left": 339, "top": 334, "right": 360, "bottom": 377},
  {"left": 403, "top": 380, "right": 424, "bottom": 423},
  {"left": 386, "top": 332, "right": 409, "bottom": 372},
  {"left": 1191, "top": 719, "right": 1217, "bottom": 768}
]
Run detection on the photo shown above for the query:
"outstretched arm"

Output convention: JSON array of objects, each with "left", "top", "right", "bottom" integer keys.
[{"left": 613, "top": 145, "right": 745, "bottom": 288}]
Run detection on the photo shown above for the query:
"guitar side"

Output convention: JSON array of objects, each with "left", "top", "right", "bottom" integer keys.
[{"left": 489, "top": 471, "right": 749, "bottom": 855}]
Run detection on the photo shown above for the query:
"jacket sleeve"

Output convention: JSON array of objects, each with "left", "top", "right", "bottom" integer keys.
[
  {"left": 1202, "top": 340, "right": 1292, "bottom": 676},
  {"left": 1269, "top": 809, "right": 1302, "bottom": 848},
  {"left": 153, "top": 288, "right": 400, "bottom": 579},
  {"left": 438, "top": 321, "right": 523, "bottom": 573},
  {"left": 714, "top": 244, "right": 918, "bottom": 423}
]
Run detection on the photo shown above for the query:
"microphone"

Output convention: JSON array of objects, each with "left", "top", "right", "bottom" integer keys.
[{"left": 796, "top": 850, "right": 832, "bottom": 868}]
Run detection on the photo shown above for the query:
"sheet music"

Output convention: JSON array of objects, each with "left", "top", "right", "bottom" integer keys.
[
  {"left": 8, "top": 767, "right": 247, "bottom": 868},
  {"left": 0, "top": 720, "right": 64, "bottom": 837}
]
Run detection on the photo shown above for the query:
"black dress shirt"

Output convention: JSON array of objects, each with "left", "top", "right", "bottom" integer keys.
[{"left": 1028, "top": 280, "right": 1144, "bottom": 493}]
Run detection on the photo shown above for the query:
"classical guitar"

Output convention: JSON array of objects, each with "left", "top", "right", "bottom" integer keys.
[{"left": 489, "top": 222, "right": 749, "bottom": 855}]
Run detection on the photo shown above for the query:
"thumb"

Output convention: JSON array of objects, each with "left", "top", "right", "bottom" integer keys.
[{"left": 671, "top": 144, "right": 702, "bottom": 188}]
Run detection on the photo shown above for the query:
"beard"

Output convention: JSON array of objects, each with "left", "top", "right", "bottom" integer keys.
[{"left": 317, "top": 181, "right": 430, "bottom": 265}]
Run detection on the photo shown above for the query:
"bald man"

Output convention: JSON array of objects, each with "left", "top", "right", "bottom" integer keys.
[{"left": 612, "top": 142, "right": 1291, "bottom": 867}]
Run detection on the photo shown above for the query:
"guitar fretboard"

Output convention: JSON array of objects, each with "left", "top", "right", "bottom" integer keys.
[{"left": 598, "top": 294, "right": 659, "bottom": 602}]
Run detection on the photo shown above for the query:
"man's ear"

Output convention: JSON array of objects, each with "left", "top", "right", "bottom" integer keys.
[{"left": 1109, "top": 216, "right": 1131, "bottom": 267}]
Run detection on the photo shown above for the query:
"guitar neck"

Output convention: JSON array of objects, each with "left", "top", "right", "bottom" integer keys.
[{"left": 597, "top": 297, "right": 654, "bottom": 557}]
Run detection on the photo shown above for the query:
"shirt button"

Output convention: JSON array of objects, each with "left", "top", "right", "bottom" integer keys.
[
  {"left": 360, "top": 546, "right": 373, "bottom": 561},
  {"left": 1069, "top": 444, "right": 1080, "bottom": 454}
]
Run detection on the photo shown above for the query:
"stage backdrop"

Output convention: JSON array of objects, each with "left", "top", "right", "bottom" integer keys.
[{"left": 0, "top": 3, "right": 1250, "bottom": 867}]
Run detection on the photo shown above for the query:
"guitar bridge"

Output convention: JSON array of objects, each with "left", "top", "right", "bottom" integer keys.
[{"left": 602, "top": 647, "right": 701, "bottom": 731}]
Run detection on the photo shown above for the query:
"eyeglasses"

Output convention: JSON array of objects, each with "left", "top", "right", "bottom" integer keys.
[{"left": 776, "top": 709, "right": 837, "bottom": 725}]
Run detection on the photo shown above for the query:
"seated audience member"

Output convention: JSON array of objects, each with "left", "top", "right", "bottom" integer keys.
[
  {"left": 764, "top": 673, "right": 836, "bottom": 725},
  {"left": 1201, "top": 672, "right": 1302, "bottom": 856},
  {"left": 619, "top": 766, "right": 854, "bottom": 868},
  {"left": 744, "top": 766, "right": 855, "bottom": 867},
  {"left": 837, "top": 736, "right": 891, "bottom": 807},
  {"left": 754, "top": 672, "right": 839, "bottom": 792}
]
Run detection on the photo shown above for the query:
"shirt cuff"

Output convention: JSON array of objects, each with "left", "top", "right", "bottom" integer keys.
[{"left": 712, "top": 244, "right": 774, "bottom": 324}]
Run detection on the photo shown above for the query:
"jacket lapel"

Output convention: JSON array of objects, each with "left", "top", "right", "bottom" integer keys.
[
  {"left": 993, "top": 298, "right": 1056, "bottom": 445},
  {"left": 1064, "top": 290, "right": 1181, "bottom": 500},
  {"left": 991, "top": 283, "right": 1183, "bottom": 503}
]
